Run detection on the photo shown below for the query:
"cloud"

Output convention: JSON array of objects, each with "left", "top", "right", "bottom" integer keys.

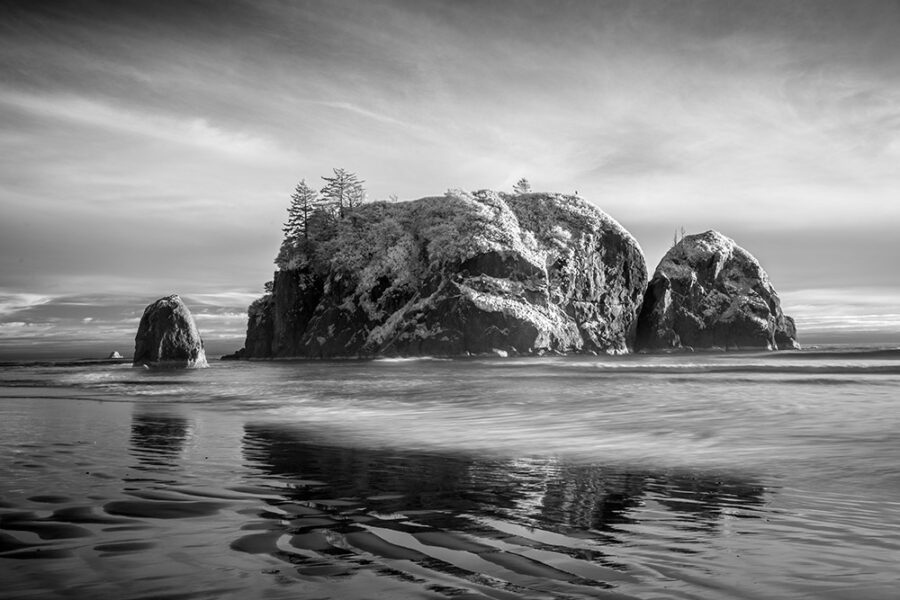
[
  {"left": 780, "top": 287, "right": 900, "bottom": 338},
  {"left": 189, "top": 292, "right": 263, "bottom": 308},
  {"left": 0, "top": 321, "right": 37, "bottom": 330},
  {"left": 0, "top": 91, "right": 296, "bottom": 164},
  {"left": 313, "top": 101, "right": 410, "bottom": 128},
  {"left": 1, "top": 0, "right": 899, "bottom": 349},
  {"left": 192, "top": 312, "right": 248, "bottom": 322},
  {"left": 0, "top": 292, "right": 51, "bottom": 319}
]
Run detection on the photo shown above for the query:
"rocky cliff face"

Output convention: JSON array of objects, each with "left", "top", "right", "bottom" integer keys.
[
  {"left": 133, "top": 294, "right": 208, "bottom": 367},
  {"left": 635, "top": 231, "right": 799, "bottom": 351},
  {"left": 238, "top": 191, "right": 648, "bottom": 358}
]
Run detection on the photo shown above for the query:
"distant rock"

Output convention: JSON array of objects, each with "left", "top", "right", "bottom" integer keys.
[
  {"left": 108, "top": 351, "right": 123, "bottom": 359},
  {"left": 133, "top": 295, "right": 208, "bottom": 368},
  {"left": 238, "top": 191, "right": 647, "bottom": 358},
  {"left": 219, "top": 349, "right": 244, "bottom": 361},
  {"left": 635, "top": 231, "right": 799, "bottom": 351}
]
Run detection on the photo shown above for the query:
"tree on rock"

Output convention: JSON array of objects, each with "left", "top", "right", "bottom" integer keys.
[
  {"left": 276, "top": 179, "right": 320, "bottom": 269},
  {"left": 283, "top": 179, "right": 318, "bottom": 246},
  {"left": 513, "top": 178, "right": 532, "bottom": 194},
  {"left": 321, "top": 168, "right": 365, "bottom": 219}
]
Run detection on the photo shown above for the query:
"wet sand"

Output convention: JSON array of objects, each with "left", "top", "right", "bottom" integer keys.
[
  {"left": 0, "top": 397, "right": 755, "bottom": 599},
  {"left": 2, "top": 358, "right": 900, "bottom": 599}
]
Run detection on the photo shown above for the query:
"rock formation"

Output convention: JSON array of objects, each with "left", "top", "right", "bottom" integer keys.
[
  {"left": 635, "top": 231, "right": 799, "bottom": 351},
  {"left": 237, "top": 190, "right": 648, "bottom": 358},
  {"left": 133, "top": 295, "right": 209, "bottom": 368}
]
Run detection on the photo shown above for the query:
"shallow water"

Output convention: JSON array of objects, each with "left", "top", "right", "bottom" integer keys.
[{"left": 1, "top": 351, "right": 899, "bottom": 599}]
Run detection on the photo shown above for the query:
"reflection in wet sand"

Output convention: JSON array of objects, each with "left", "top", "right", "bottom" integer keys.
[
  {"left": 4, "top": 354, "right": 900, "bottom": 599},
  {"left": 237, "top": 423, "right": 768, "bottom": 598},
  {"left": 129, "top": 409, "right": 191, "bottom": 468},
  {"left": 0, "top": 409, "right": 199, "bottom": 565}
]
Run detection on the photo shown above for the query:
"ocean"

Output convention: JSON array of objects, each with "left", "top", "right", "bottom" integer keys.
[{"left": 1, "top": 349, "right": 898, "bottom": 599}]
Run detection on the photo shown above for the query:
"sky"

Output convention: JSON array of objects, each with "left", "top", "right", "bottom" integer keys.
[{"left": 2, "top": 0, "right": 900, "bottom": 357}]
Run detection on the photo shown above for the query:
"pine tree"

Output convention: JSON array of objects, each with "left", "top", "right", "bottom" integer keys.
[
  {"left": 513, "top": 178, "right": 532, "bottom": 194},
  {"left": 283, "top": 179, "right": 318, "bottom": 246},
  {"left": 347, "top": 183, "right": 367, "bottom": 212},
  {"left": 320, "top": 168, "right": 365, "bottom": 219}
]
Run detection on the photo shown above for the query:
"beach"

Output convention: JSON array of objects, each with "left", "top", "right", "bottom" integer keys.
[{"left": 1, "top": 352, "right": 899, "bottom": 599}]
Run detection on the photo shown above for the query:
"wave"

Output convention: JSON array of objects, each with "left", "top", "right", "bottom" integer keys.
[
  {"left": 502, "top": 358, "right": 900, "bottom": 376},
  {"left": 765, "top": 347, "right": 900, "bottom": 360},
  {"left": 581, "top": 364, "right": 900, "bottom": 376},
  {"left": 371, "top": 356, "right": 452, "bottom": 363},
  {"left": 2, "top": 346, "right": 898, "bottom": 368},
  {"left": 668, "top": 376, "right": 897, "bottom": 386},
  {"left": 0, "top": 358, "right": 131, "bottom": 368}
]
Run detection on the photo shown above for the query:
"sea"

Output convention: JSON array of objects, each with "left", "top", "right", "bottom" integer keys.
[{"left": 1, "top": 348, "right": 898, "bottom": 599}]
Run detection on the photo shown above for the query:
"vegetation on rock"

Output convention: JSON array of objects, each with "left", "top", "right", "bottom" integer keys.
[
  {"left": 513, "top": 178, "right": 531, "bottom": 194},
  {"left": 232, "top": 180, "right": 800, "bottom": 359},
  {"left": 275, "top": 168, "right": 367, "bottom": 270},
  {"left": 239, "top": 189, "right": 647, "bottom": 358}
]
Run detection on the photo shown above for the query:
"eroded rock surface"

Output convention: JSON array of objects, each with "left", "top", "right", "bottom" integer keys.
[
  {"left": 133, "top": 295, "right": 208, "bottom": 368},
  {"left": 635, "top": 231, "right": 799, "bottom": 351},
  {"left": 238, "top": 191, "right": 648, "bottom": 358}
]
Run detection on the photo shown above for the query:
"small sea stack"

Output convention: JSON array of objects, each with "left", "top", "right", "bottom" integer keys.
[
  {"left": 635, "top": 230, "right": 799, "bottom": 352},
  {"left": 133, "top": 295, "right": 208, "bottom": 368}
]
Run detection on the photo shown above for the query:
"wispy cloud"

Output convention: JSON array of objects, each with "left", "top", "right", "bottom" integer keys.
[
  {"left": 0, "top": 292, "right": 51, "bottom": 318},
  {"left": 312, "top": 101, "right": 410, "bottom": 128},
  {"left": 0, "top": 90, "right": 296, "bottom": 164},
  {"left": 781, "top": 287, "right": 900, "bottom": 339},
  {"left": 189, "top": 292, "right": 265, "bottom": 308}
]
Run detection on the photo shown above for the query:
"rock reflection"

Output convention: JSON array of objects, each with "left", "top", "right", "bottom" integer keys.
[
  {"left": 238, "top": 423, "right": 769, "bottom": 597},
  {"left": 242, "top": 424, "right": 477, "bottom": 513},
  {"left": 129, "top": 409, "right": 191, "bottom": 469},
  {"left": 535, "top": 463, "right": 648, "bottom": 531},
  {"left": 242, "top": 424, "right": 765, "bottom": 531},
  {"left": 647, "top": 473, "right": 767, "bottom": 530}
]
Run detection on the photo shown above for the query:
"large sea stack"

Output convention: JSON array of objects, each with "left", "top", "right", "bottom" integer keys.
[
  {"left": 238, "top": 191, "right": 648, "bottom": 358},
  {"left": 133, "top": 295, "right": 209, "bottom": 368},
  {"left": 635, "top": 231, "right": 799, "bottom": 351}
]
